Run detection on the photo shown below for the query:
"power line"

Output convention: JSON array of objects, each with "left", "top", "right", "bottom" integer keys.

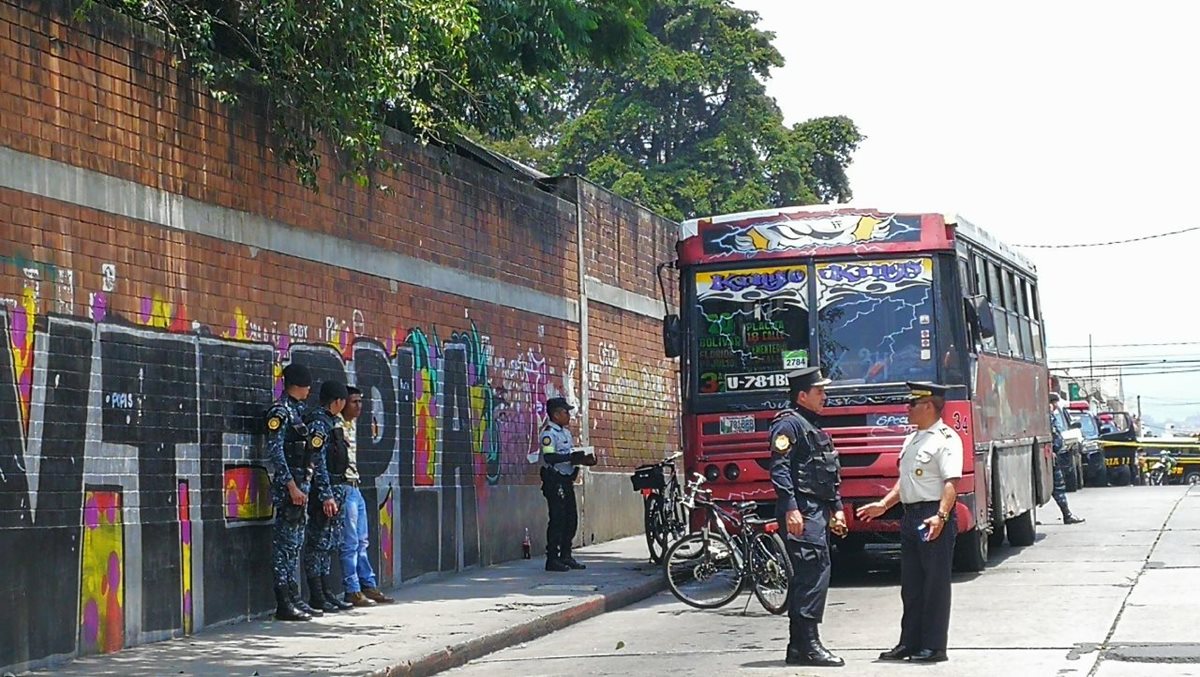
[
  {"left": 1049, "top": 340, "right": 1200, "bottom": 349},
  {"left": 1011, "top": 225, "right": 1200, "bottom": 249}
]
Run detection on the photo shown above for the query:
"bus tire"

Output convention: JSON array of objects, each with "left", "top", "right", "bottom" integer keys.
[
  {"left": 1006, "top": 508, "right": 1037, "bottom": 547},
  {"left": 1183, "top": 470, "right": 1200, "bottom": 486},
  {"left": 953, "top": 527, "right": 989, "bottom": 572},
  {"left": 1110, "top": 465, "right": 1132, "bottom": 487}
]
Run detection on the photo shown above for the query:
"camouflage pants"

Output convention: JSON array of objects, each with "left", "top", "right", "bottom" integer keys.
[
  {"left": 303, "top": 484, "right": 347, "bottom": 577},
  {"left": 271, "top": 481, "right": 310, "bottom": 588}
]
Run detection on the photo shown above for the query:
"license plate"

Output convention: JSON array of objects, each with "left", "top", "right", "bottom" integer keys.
[{"left": 719, "top": 415, "right": 756, "bottom": 435}]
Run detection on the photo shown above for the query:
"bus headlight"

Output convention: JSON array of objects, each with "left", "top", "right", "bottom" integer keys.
[
  {"left": 705, "top": 464, "right": 721, "bottom": 482},
  {"left": 723, "top": 463, "right": 741, "bottom": 481}
]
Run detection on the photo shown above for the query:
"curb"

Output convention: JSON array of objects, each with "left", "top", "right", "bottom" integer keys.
[{"left": 372, "top": 573, "right": 666, "bottom": 677}]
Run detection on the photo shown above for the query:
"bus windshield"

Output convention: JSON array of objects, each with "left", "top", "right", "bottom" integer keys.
[
  {"left": 694, "top": 265, "right": 810, "bottom": 394},
  {"left": 691, "top": 256, "right": 940, "bottom": 394},
  {"left": 816, "top": 258, "right": 937, "bottom": 385}
]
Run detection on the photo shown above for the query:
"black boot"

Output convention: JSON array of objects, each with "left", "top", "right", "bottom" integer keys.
[
  {"left": 274, "top": 586, "right": 311, "bottom": 621},
  {"left": 785, "top": 619, "right": 844, "bottom": 667},
  {"left": 309, "top": 576, "right": 339, "bottom": 613},
  {"left": 1063, "top": 513, "right": 1085, "bottom": 525},
  {"left": 323, "top": 576, "right": 354, "bottom": 611},
  {"left": 293, "top": 581, "right": 323, "bottom": 616}
]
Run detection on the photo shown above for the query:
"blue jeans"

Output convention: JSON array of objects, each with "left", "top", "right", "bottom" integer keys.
[{"left": 340, "top": 486, "right": 378, "bottom": 593}]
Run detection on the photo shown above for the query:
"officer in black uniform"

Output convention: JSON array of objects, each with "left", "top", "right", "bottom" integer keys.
[
  {"left": 769, "top": 366, "right": 846, "bottom": 667},
  {"left": 264, "top": 363, "right": 315, "bottom": 621},
  {"left": 302, "top": 380, "right": 354, "bottom": 614}
]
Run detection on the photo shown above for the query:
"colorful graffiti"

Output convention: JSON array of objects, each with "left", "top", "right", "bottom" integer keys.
[
  {"left": 8, "top": 287, "right": 35, "bottom": 433},
  {"left": 458, "top": 324, "right": 501, "bottom": 485},
  {"left": 378, "top": 487, "right": 394, "bottom": 588},
  {"left": 137, "top": 292, "right": 190, "bottom": 332},
  {"left": 704, "top": 212, "right": 922, "bottom": 255},
  {"left": 409, "top": 328, "right": 441, "bottom": 486},
  {"left": 79, "top": 489, "right": 124, "bottom": 656},
  {"left": 223, "top": 465, "right": 273, "bottom": 522},
  {"left": 178, "top": 481, "right": 193, "bottom": 635}
]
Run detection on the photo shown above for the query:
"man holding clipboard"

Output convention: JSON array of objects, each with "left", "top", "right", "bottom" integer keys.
[{"left": 540, "top": 397, "right": 596, "bottom": 572}]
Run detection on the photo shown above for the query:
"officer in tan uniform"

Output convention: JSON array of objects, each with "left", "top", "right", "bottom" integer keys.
[{"left": 857, "top": 382, "right": 962, "bottom": 664}]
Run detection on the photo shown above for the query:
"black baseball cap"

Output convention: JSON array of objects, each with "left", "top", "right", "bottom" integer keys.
[
  {"left": 282, "top": 363, "right": 312, "bottom": 388},
  {"left": 546, "top": 397, "right": 574, "bottom": 414}
]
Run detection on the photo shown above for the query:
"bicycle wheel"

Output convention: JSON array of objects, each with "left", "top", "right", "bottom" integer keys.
[
  {"left": 644, "top": 493, "right": 667, "bottom": 563},
  {"left": 750, "top": 531, "right": 792, "bottom": 615},
  {"left": 664, "top": 482, "right": 690, "bottom": 542},
  {"left": 664, "top": 532, "right": 744, "bottom": 609}
]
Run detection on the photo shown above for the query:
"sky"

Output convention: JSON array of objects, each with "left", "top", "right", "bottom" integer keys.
[{"left": 733, "top": 0, "right": 1200, "bottom": 426}]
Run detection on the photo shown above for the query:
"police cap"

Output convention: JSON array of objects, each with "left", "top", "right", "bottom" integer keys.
[
  {"left": 546, "top": 397, "right": 574, "bottom": 414},
  {"left": 905, "top": 381, "right": 952, "bottom": 401},
  {"left": 282, "top": 363, "right": 312, "bottom": 388},
  {"left": 787, "top": 366, "right": 832, "bottom": 392},
  {"left": 319, "top": 379, "right": 349, "bottom": 404},
  {"left": 1049, "top": 392, "right": 1061, "bottom": 403}
]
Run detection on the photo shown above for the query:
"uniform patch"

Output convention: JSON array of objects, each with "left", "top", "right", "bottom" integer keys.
[
  {"left": 267, "top": 416, "right": 282, "bottom": 431},
  {"left": 773, "top": 434, "right": 791, "bottom": 453},
  {"left": 541, "top": 435, "right": 553, "bottom": 447},
  {"left": 310, "top": 434, "right": 324, "bottom": 448}
]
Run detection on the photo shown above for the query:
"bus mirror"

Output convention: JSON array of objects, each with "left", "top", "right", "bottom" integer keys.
[
  {"left": 967, "top": 295, "right": 996, "bottom": 340},
  {"left": 663, "top": 314, "right": 682, "bottom": 358}
]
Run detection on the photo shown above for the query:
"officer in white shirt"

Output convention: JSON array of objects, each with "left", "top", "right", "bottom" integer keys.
[{"left": 856, "top": 382, "right": 962, "bottom": 664}]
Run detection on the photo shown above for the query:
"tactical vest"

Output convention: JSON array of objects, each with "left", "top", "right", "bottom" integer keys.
[
  {"left": 783, "top": 411, "right": 841, "bottom": 501},
  {"left": 284, "top": 411, "right": 311, "bottom": 469},
  {"left": 327, "top": 427, "right": 351, "bottom": 481}
]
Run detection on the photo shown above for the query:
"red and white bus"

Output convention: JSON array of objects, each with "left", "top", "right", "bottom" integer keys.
[{"left": 659, "top": 207, "right": 1054, "bottom": 571}]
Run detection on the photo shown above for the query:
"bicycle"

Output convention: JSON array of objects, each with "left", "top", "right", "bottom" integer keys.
[
  {"left": 630, "top": 450, "right": 689, "bottom": 563},
  {"left": 662, "top": 473, "right": 793, "bottom": 615}
]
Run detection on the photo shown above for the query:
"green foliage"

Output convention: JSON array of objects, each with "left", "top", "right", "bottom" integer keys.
[
  {"left": 81, "top": 0, "right": 647, "bottom": 188},
  {"left": 510, "top": 0, "right": 863, "bottom": 220}
]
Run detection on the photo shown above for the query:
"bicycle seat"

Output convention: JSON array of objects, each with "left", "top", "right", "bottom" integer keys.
[
  {"left": 733, "top": 501, "right": 758, "bottom": 513},
  {"left": 744, "top": 516, "right": 775, "bottom": 527}
]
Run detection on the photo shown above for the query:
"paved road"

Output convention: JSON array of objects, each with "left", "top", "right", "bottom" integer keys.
[{"left": 449, "top": 485, "right": 1200, "bottom": 677}]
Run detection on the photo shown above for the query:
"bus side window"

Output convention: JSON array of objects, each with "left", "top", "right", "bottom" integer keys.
[
  {"left": 985, "top": 259, "right": 1008, "bottom": 354},
  {"left": 1028, "top": 279, "right": 1045, "bottom": 361}
]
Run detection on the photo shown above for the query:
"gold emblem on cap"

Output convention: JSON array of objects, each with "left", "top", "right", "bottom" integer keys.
[
  {"left": 911, "top": 389, "right": 932, "bottom": 398},
  {"left": 773, "top": 434, "right": 791, "bottom": 452},
  {"left": 267, "top": 416, "right": 282, "bottom": 431}
]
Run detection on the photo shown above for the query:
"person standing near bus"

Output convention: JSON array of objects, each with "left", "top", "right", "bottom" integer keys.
[
  {"left": 1049, "top": 393, "right": 1085, "bottom": 524},
  {"left": 857, "top": 382, "right": 961, "bottom": 663},
  {"left": 769, "top": 366, "right": 846, "bottom": 668}
]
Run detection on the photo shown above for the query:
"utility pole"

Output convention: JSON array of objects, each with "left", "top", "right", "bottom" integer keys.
[
  {"left": 1137, "top": 395, "right": 1142, "bottom": 424},
  {"left": 1088, "top": 334, "right": 1094, "bottom": 401}
]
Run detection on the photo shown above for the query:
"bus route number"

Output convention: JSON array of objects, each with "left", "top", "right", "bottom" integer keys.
[{"left": 725, "top": 372, "right": 787, "bottom": 392}]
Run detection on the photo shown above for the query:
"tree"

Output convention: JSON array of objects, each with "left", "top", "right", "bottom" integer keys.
[
  {"left": 494, "top": 0, "right": 863, "bottom": 220},
  {"left": 82, "top": 0, "right": 648, "bottom": 187}
]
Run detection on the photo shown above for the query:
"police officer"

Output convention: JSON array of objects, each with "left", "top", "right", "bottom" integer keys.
[
  {"left": 264, "top": 363, "right": 315, "bottom": 622},
  {"left": 857, "top": 382, "right": 961, "bottom": 663},
  {"left": 302, "top": 380, "right": 355, "bottom": 614},
  {"left": 770, "top": 366, "right": 846, "bottom": 667},
  {"left": 1049, "top": 393, "right": 1085, "bottom": 524},
  {"left": 540, "top": 397, "right": 595, "bottom": 572}
]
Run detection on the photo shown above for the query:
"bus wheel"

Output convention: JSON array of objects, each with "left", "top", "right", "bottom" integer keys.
[
  {"left": 1006, "top": 508, "right": 1037, "bottom": 547},
  {"left": 953, "top": 527, "right": 989, "bottom": 572},
  {"left": 1184, "top": 470, "right": 1200, "bottom": 486}
]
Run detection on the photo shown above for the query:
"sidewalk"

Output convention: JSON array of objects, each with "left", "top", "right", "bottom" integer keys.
[{"left": 34, "top": 535, "right": 662, "bottom": 677}]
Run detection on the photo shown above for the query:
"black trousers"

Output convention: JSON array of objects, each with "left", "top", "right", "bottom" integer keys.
[
  {"left": 542, "top": 473, "right": 577, "bottom": 560},
  {"left": 1052, "top": 454, "right": 1071, "bottom": 515},
  {"left": 899, "top": 501, "right": 956, "bottom": 651},
  {"left": 780, "top": 495, "right": 831, "bottom": 623}
]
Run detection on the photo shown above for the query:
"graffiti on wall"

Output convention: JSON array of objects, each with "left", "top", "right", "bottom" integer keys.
[
  {"left": 0, "top": 301, "right": 576, "bottom": 670},
  {"left": 79, "top": 488, "right": 124, "bottom": 656}
]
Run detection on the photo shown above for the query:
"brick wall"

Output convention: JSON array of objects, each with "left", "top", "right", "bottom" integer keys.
[{"left": 0, "top": 1, "right": 679, "bottom": 671}]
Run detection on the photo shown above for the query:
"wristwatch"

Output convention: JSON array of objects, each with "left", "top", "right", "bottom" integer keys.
[{"left": 936, "top": 510, "right": 949, "bottom": 521}]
